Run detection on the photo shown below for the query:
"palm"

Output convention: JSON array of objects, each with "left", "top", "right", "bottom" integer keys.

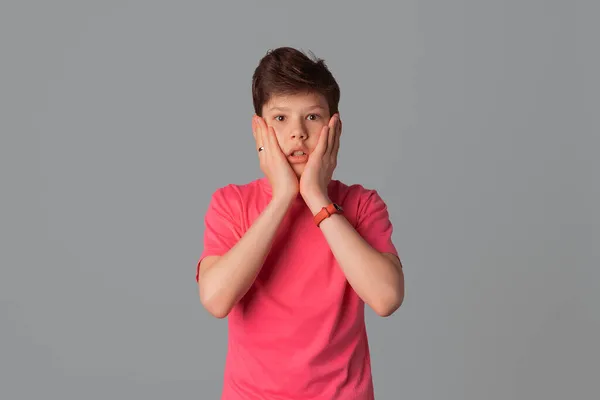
[
  {"left": 253, "top": 115, "right": 300, "bottom": 200},
  {"left": 300, "top": 158, "right": 319, "bottom": 192},
  {"left": 299, "top": 114, "right": 341, "bottom": 197}
]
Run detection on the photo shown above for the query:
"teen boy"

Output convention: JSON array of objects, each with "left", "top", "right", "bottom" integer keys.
[{"left": 196, "top": 47, "right": 404, "bottom": 400}]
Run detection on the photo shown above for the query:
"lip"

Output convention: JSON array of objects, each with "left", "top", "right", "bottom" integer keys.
[
  {"left": 287, "top": 147, "right": 309, "bottom": 164},
  {"left": 287, "top": 146, "right": 309, "bottom": 156}
]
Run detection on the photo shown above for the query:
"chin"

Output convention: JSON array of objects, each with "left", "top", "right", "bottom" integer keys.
[{"left": 292, "top": 165, "right": 305, "bottom": 177}]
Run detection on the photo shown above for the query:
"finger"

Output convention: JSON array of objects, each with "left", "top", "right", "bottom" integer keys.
[
  {"left": 255, "top": 116, "right": 267, "bottom": 153},
  {"left": 267, "top": 125, "right": 283, "bottom": 155},
  {"left": 252, "top": 115, "right": 258, "bottom": 141},
  {"left": 326, "top": 114, "right": 339, "bottom": 156},
  {"left": 253, "top": 116, "right": 265, "bottom": 153},
  {"left": 325, "top": 114, "right": 337, "bottom": 156},
  {"left": 332, "top": 115, "right": 342, "bottom": 157},
  {"left": 312, "top": 125, "right": 329, "bottom": 158}
]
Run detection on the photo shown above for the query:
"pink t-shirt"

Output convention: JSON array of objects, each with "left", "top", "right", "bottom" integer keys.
[{"left": 196, "top": 177, "right": 398, "bottom": 400}]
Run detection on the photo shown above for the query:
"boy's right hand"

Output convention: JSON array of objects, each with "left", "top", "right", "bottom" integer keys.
[{"left": 253, "top": 115, "right": 299, "bottom": 202}]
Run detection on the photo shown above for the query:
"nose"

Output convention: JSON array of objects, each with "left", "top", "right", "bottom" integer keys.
[{"left": 289, "top": 119, "right": 308, "bottom": 140}]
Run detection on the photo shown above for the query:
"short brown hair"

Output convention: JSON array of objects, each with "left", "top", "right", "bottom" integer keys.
[{"left": 251, "top": 47, "right": 340, "bottom": 117}]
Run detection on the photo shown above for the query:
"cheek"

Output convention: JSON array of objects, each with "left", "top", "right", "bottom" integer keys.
[
  {"left": 308, "top": 125, "right": 326, "bottom": 144},
  {"left": 271, "top": 129, "right": 286, "bottom": 148},
  {"left": 274, "top": 130, "right": 285, "bottom": 145},
  {"left": 265, "top": 124, "right": 283, "bottom": 142}
]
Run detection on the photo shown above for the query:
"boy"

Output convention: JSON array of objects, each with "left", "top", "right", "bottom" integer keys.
[{"left": 196, "top": 47, "right": 404, "bottom": 400}]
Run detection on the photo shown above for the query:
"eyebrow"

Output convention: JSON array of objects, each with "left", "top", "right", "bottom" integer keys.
[{"left": 268, "top": 105, "right": 326, "bottom": 112}]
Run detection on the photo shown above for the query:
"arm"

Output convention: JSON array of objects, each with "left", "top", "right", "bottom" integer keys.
[
  {"left": 198, "top": 114, "right": 302, "bottom": 318},
  {"left": 198, "top": 195, "right": 294, "bottom": 318},
  {"left": 305, "top": 194, "right": 405, "bottom": 317},
  {"left": 297, "top": 113, "right": 403, "bottom": 316}
]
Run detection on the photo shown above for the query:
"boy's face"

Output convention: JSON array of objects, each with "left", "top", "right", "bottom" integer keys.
[{"left": 260, "top": 91, "right": 331, "bottom": 177}]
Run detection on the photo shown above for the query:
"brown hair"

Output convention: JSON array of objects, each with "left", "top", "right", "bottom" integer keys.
[{"left": 251, "top": 47, "right": 340, "bottom": 117}]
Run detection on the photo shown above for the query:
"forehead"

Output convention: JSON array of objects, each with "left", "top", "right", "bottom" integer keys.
[{"left": 263, "top": 91, "right": 329, "bottom": 113}]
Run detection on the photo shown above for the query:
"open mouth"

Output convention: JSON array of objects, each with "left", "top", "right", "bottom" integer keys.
[{"left": 288, "top": 149, "right": 309, "bottom": 163}]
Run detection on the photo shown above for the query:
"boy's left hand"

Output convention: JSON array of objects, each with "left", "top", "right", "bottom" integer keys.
[{"left": 299, "top": 113, "right": 341, "bottom": 205}]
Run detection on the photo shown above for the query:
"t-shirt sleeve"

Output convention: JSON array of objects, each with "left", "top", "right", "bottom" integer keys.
[
  {"left": 355, "top": 189, "right": 399, "bottom": 257},
  {"left": 195, "top": 186, "right": 243, "bottom": 282}
]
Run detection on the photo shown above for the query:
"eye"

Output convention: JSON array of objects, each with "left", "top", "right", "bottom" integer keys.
[
  {"left": 307, "top": 114, "right": 320, "bottom": 121},
  {"left": 274, "top": 115, "right": 285, "bottom": 122}
]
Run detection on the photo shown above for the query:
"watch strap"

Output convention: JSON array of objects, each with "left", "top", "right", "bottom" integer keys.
[{"left": 314, "top": 203, "right": 343, "bottom": 227}]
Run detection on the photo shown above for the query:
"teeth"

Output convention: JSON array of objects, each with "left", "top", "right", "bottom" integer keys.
[{"left": 292, "top": 151, "right": 305, "bottom": 156}]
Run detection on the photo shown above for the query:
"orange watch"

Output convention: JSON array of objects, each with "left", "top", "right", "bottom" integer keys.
[{"left": 313, "top": 203, "right": 343, "bottom": 227}]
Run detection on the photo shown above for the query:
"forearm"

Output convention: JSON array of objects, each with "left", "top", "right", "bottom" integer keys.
[
  {"left": 305, "top": 195, "right": 404, "bottom": 316},
  {"left": 199, "top": 196, "right": 294, "bottom": 317}
]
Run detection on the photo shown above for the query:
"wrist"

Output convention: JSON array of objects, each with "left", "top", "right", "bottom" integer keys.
[
  {"left": 303, "top": 192, "right": 332, "bottom": 215},
  {"left": 270, "top": 193, "right": 297, "bottom": 210}
]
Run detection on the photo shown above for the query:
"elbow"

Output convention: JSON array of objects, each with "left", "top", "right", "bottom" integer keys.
[
  {"left": 372, "top": 288, "right": 404, "bottom": 317},
  {"left": 198, "top": 285, "right": 232, "bottom": 319},
  {"left": 369, "top": 254, "right": 405, "bottom": 317},
  {"left": 204, "top": 301, "right": 231, "bottom": 319}
]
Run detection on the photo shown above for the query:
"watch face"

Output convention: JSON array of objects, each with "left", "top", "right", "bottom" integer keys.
[{"left": 333, "top": 203, "right": 343, "bottom": 212}]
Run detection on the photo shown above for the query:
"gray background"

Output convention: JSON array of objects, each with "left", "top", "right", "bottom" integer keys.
[{"left": 2, "top": 1, "right": 598, "bottom": 399}]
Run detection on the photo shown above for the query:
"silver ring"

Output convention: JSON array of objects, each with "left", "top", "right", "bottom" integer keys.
[{"left": 258, "top": 146, "right": 265, "bottom": 152}]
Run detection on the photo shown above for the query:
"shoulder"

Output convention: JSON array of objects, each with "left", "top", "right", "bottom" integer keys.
[
  {"left": 329, "top": 180, "right": 392, "bottom": 227},
  {"left": 330, "top": 179, "right": 388, "bottom": 209},
  {"left": 206, "top": 178, "right": 265, "bottom": 214},
  {"left": 209, "top": 178, "right": 264, "bottom": 199}
]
